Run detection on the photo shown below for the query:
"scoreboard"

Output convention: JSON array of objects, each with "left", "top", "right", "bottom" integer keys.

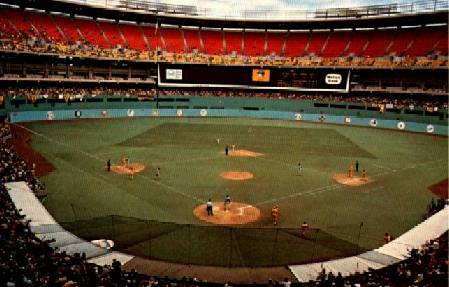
[{"left": 158, "top": 64, "right": 350, "bottom": 92}]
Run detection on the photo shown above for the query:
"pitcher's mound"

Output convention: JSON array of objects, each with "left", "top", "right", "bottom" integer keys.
[
  {"left": 226, "top": 149, "right": 263, "bottom": 157},
  {"left": 193, "top": 202, "right": 260, "bottom": 225},
  {"left": 220, "top": 171, "right": 254, "bottom": 180},
  {"left": 111, "top": 163, "right": 145, "bottom": 175},
  {"left": 333, "top": 173, "right": 372, "bottom": 186}
]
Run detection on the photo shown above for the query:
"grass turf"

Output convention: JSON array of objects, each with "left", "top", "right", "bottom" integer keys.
[{"left": 22, "top": 117, "right": 448, "bottom": 267}]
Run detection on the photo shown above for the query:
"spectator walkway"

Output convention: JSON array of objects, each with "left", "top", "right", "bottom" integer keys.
[
  {"left": 289, "top": 205, "right": 448, "bottom": 282},
  {"left": 5, "top": 181, "right": 135, "bottom": 266}
]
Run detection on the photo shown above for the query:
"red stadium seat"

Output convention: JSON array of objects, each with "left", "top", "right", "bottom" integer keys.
[
  {"left": 306, "top": 32, "right": 329, "bottom": 56},
  {"left": 53, "top": 16, "right": 82, "bottom": 44},
  {"left": 407, "top": 27, "right": 447, "bottom": 57},
  {"left": 201, "top": 30, "right": 224, "bottom": 55},
  {"left": 160, "top": 27, "right": 185, "bottom": 53},
  {"left": 244, "top": 31, "right": 266, "bottom": 56},
  {"left": 284, "top": 32, "right": 309, "bottom": 57},
  {"left": 100, "top": 21, "right": 125, "bottom": 48},
  {"left": 387, "top": 29, "right": 416, "bottom": 56},
  {"left": 141, "top": 26, "right": 160, "bottom": 50},
  {"left": 224, "top": 31, "right": 242, "bottom": 54},
  {"left": 321, "top": 32, "right": 351, "bottom": 57},
  {"left": 364, "top": 29, "right": 395, "bottom": 57},
  {"left": 344, "top": 31, "right": 370, "bottom": 56},
  {"left": 119, "top": 23, "right": 147, "bottom": 51},
  {"left": 26, "top": 11, "right": 65, "bottom": 43},
  {"left": 266, "top": 32, "right": 287, "bottom": 56},
  {"left": 183, "top": 29, "right": 202, "bottom": 53},
  {"left": 74, "top": 18, "right": 109, "bottom": 48}
]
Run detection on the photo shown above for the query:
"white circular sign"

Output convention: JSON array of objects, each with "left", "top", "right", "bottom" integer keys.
[
  {"left": 319, "top": 114, "right": 326, "bottom": 122},
  {"left": 370, "top": 119, "right": 378, "bottom": 127},
  {"left": 426, "top": 124, "right": 434, "bottom": 134},
  {"left": 127, "top": 109, "right": 134, "bottom": 117},
  {"left": 46, "top": 111, "right": 54, "bottom": 121},
  {"left": 176, "top": 109, "right": 183, "bottom": 117},
  {"left": 200, "top": 109, "right": 208, "bottom": 117},
  {"left": 397, "top": 121, "right": 406, "bottom": 130},
  {"left": 344, "top": 117, "right": 351, "bottom": 124},
  {"left": 294, "top": 113, "right": 302, "bottom": 121}
]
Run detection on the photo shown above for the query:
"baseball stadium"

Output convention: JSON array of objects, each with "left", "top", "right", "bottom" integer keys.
[{"left": 0, "top": 0, "right": 447, "bottom": 286}]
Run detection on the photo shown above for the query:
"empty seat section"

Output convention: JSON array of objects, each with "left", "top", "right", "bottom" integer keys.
[
  {"left": 3, "top": 9, "right": 35, "bottom": 37},
  {"left": 100, "top": 21, "right": 125, "bottom": 48},
  {"left": 344, "top": 32, "right": 370, "bottom": 56},
  {"left": 266, "top": 32, "right": 286, "bottom": 56},
  {"left": 364, "top": 30, "right": 394, "bottom": 57},
  {"left": 201, "top": 30, "right": 223, "bottom": 55},
  {"left": 183, "top": 29, "right": 202, "bottom": 52},
  {"left": 53, "top": 16, "right": 81, "bottom": 44},
  {"left": 321, "top": 32, "right": 350, "bottom": 57},
  {"left": 306, "top": 32, "right": 328, "bottom": 56},
  {"left": 119, "top": 24, "right": 147, "bottom": 51},
  {"left": 387, "top": 29, "right": 415, "bottom": 56},
  {"left": 433, "top": 33, "right": 448, "bottom": 55},
  {"left": 26, "top": 11, "right": 64, "bottom": 42},
  {"left": 244, "top": 32, "right": 265, "bottom": 56},
  {"left": 75, "top": 18, "right": 109, "bottom": 48},
  {"left": 160, "top": 27, "right": 184, "bottom": 53},
  {"left": 224, "top": 31, "right": 242, "bottom": 54},
  {"left": 407, "top": 28, "right": 446, "bottom": 57},
  {"left": 141, "top": 26, "right": 160, "bottom": 50},
  {"left": 0, "top": 10, "right": 20, "bottom": 38},
  {"left": 284, "top": 32, "right": 309, "bottom": 57}
]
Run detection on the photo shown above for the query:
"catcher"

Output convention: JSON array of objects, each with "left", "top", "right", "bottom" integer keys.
[{"left": 271, "top": 205, "right": 280, "bottom": 225}]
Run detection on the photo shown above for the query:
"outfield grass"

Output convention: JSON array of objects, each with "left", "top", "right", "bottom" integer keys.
[{"left": 23, "top": 117, "right": 448, "bottom": 266}]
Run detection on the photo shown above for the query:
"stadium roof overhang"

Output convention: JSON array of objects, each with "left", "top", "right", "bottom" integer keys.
[{"left": 1, "top": 0, "right": 448, "bottom": 30}]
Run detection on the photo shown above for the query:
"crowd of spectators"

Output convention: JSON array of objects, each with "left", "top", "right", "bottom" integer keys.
[
  {"left": 2, "top": 87, "right": 447, "bottom": 111},
  {"left": 309, "top": 232, "right": 448, "bottom": 287},
  {"left": 426, "top": 198, "right": 447, "bottom": 218},
  {"left": 0, "top": 33, "right": 446, "bottom": 68}
]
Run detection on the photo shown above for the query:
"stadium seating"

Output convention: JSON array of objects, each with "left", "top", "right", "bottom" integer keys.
[
  {"left": 201, "top": 30, "right": 224, "bottom": 55},
  {"left": 0, "top": 6, "right": 446, "bottom": 62},
  {"left": 224, "top": 31, "right": 242, "bottom": 54},
  {"left": 284, "top": 32, "right": 309, "bottom": 57},
  {"left": 266, "top": 32, "right": 286, "bottom": 56},
  {"left": 74, "top": 18, "right": 109, "bottom": 48},
  {"left": 344, "top": 31, "right": 370, "bottom": 56},
  {"left": 183, "top": 29, "right": 203, "bottom": 53},
  {"left": 387, "top": 29, "right": 416, "bottom": 56},
  {"left": 322, "top": 32, "right": 351, "bottom": 57},
  {"left": 244, "top": 31, "right": 266, "bottom": 56},
  {"left": 141, "top": 26, "right": 159, "bottom": 50},
  {"left": 407, "top": 27, "right": 447, "bottom": 56},
  {"left": 119, "top": 24, "right": 147, "bottom": 51},
  {"left": 160, "top": 27, "right": 185, "bottom": 53},
  {"left": 53, "top": 16, "right": 82, "bottom": 44},
  {"left": 307, "top": 32, "right": 329, "bottom": 56},
  {"left": 364, "top": 30, "right": 395, "bottom": 57},
  {"left": 2, "top": 8, "right": 35, "bottom": 37},
  {"left": 26, "top": 11, "right": 65, "bottom": 43},
  {"left": 99, "top": 21, "right": 125, "bottom": 48}
]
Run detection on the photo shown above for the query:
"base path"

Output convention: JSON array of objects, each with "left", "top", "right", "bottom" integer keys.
[
  {"left": 111, "top": 163, "right": 145, "bottom": 175},
  {"left": 193, "top": 202, "right": 260, "bottom": 225},
  {"left": 220, "top": 171, "right": 254, "bottom": 181},
  {"left": 225, "top": 149, "right": 264, "bottom": 157},
  {"left": 332, "top": 173, "right": 373, "bottom": 187}
]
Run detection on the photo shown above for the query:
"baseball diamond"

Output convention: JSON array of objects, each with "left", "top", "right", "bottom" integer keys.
[{"left": 12, "top": 117, "right": 447, "bottom": 267}]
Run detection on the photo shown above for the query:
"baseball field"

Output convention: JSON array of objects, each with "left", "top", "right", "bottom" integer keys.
[{"left": 15, "top": 117, "right": 448, "bottom": 267}]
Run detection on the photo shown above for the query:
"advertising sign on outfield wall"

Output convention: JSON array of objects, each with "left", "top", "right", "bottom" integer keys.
[
  {"left": 344, "top": 117, "right": 351, "bottom": 124},
  {"left": 127, "top": 109, "right": 134, "bottom": 117},
  {"left": 75, "top": 110, "right": 82, "bottom": 118},
  {"left": 397, "top": 121, "right": 406, "bottom": 130},
  {"left": 370, "top": 119, "right": 378, "bottom": 127},
  {"left": 101, "top": 110, "right": 108, "bottom": 117},
  {"left": 152, "top": 110, "right": 159, "bottom": 117},
  {"left": 294, "top": 113, "right": 302, "bottom": 121},
  {"left": 46, "top": 111, "right": 54, "bottom": 121},
  {"left": 176, "top": 109, "right": 183, "bottom": 117},
  {"left": 200, "top": 109, "right": 208, "bottom": 117},
  {"left": 426, "top": 124, "right": 434, "bottom": 133}
]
